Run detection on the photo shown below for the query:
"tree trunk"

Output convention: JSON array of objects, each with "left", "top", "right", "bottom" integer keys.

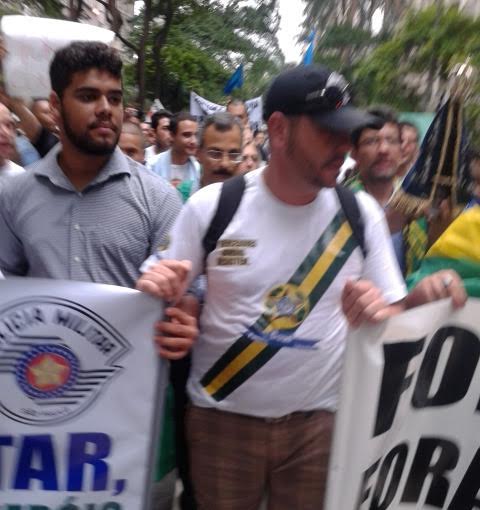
[
  {"left": 153, "top": 0, "right": 175, "bottom": 100},
  {"left": 67, "top": 0, "right": 84, "bottom": 20},
  {"left": 136, "top": 0, "right": 152, "bottom": 109}
]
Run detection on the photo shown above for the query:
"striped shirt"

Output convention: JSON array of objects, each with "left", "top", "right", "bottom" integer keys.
[{"left": 0, "top": 144, "right": 182, "bottom": 288}]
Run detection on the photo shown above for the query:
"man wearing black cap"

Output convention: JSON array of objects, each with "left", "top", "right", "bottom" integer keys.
[{"left": 136, "top": 66, "right": 463, "bottom": 509}]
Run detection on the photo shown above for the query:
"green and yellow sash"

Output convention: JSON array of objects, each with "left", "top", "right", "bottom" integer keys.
[{"left": 200, "top": 209, "right": 359, "bottom": 401}]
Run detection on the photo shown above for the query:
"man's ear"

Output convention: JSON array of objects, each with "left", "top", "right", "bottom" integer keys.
[{"left": 267, "top": 112, "right": 290, "bottom": 151}]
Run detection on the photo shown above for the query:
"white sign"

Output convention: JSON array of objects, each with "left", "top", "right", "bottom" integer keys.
[
  {"left": 0, "top": 278, "right": 165, "bottom": 510},
  {"left": 326, "top": 299, "right": 480, "bottom": 510},
  {"left": 190, "top": 91, "right": 264, "bottom": 130},
  {"left": 1, "top": 16, "right": 115, "bottom": 100}
]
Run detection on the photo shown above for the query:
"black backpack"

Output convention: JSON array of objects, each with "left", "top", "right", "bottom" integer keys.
[{"left": 202, "top": 174, "right": 367, "bottom": 259}]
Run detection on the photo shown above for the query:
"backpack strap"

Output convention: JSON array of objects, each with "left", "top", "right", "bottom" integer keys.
[
  {"left": 335, "top": 185, "right": 367, "bottom": 258},
  {"left": 202, "top": 174, "right": 246, "bottom": 258}
]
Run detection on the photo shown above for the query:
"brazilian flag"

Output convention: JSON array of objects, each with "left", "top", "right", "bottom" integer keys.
[{"left": 407, "top": 206, "right": 480, "bottom": 297}]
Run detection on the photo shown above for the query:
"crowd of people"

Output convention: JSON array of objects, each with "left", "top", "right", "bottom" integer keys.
[{"left": 0, "top": 40, "right": 476, "bottom": 510}]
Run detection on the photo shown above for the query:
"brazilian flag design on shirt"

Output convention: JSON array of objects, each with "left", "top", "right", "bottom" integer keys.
[
  {"left": 407, "top": 206, "right": 480, "bottom": 297},
  {"left": 200, "top": 208, "right": 360, "bottom": 401}
]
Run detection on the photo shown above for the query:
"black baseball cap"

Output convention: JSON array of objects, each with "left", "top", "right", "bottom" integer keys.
[{"left": 263, "top": 65, "right": 383, "bottom": 134}]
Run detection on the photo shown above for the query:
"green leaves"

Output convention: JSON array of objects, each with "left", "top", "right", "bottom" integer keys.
[{"left": 125, "top": 0, "right": 283, "bottom": 109}]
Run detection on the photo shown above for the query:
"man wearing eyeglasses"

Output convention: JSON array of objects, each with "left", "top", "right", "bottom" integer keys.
[
  {"left": 196, "top": 111, "right": 243, "bottom": 186},
  {"left": 347, "top": 106, "right": 402, "bottom": 207},
  {"left": 346, "top": 107, "right": 406, "bottom": 272},
  {"left": 136, "top": 66, "right": 464, "bottom": 510}
]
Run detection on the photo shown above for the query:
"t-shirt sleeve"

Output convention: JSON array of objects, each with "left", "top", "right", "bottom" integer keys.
[
  {"left": 357, "top": 192, "right": 407, "bottom": 304},
  {"left": 0, "top": 187, "right": 28, "bottom": 275},
  {"left": 148, "top": 184, "right": 182, "bottom": 258},
  {"left": 161, "top": 199, "right": 207, "bottom": 283},
  {"left": 141, "top": 185, "right": 221, "bottom": 285},
  {"left": 32, "top": 128, "right": 59, "bottom": 157}
]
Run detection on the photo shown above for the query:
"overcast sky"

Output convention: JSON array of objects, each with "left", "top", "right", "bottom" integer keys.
[{"left": 277, "top": 0, "right": 306, "bottom": 64}]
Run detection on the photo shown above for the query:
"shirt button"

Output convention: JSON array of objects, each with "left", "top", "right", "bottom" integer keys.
[
  {"left": 73, "top": 224, "right": 81, "bottom": 230},
  {"left": 73, "top": 256, "right": 81, "bottom": 263}
]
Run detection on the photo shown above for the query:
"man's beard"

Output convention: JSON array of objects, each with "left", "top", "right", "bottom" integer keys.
[
  {"left": 61, "top": 109, "right": 120, "bottom": 156},
  {"left": 367, "top": 165, "right": 397, "bottom": 183},
  {"left": 286, "top": 129, "right": 337, "bottom": 189}
]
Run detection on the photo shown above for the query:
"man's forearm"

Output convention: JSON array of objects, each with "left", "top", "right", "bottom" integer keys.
[{"left": 7, "top": 98, "right": 42, "bottom": 142}]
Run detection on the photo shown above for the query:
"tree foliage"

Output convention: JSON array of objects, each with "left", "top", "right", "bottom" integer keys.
[
  {"left": 354, "top": 6, "right": 480, "bottom": 109},
  {"left": 302, "top": 0, "right": 412, "bottom": 36},
  {"left": 125, "top": 0, "right": 283, "bottom": 110},
  {"left": 0, "top": 0, "right": 282, "bottom": 110}
]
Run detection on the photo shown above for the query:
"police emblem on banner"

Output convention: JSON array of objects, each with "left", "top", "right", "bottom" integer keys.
[{"left": 0, "top": 296, "right": 131, "bottom": 425}]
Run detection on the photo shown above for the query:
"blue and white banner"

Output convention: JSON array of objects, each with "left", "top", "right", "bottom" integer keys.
[
  {"left": 189, "top": 91, "right": 264, "bottom": 131},
  {"left": 326, "top": 299, "right": 480, "bottom": 510},
  {"left": 0, "top": 278, "right": 165, "bottom": 510}
]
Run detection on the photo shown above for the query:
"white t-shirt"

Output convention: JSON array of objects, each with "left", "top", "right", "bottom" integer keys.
[
  {"left": 169, "top": 162, "right": 190, "bottom": 183},
  {"left": 162, "top": 168, "right": 406, "bottom": 417},
  {"left": 145, "top": 145, "right": 160, "bottom": 169}
]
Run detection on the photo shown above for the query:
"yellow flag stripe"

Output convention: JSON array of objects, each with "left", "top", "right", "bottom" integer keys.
[
  {"left": 298, "top": 221, "right": 352, "bottom": 296},
  {"left": 205, "top": 342, "right": 267, "bottom": 395}
]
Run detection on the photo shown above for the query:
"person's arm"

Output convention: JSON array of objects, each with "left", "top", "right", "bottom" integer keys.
[
  {"left": 137, "top": 259, "right": 192, "bottom": 303},
  {"left": 138, "top": 187, "right": 211, "bottom": 300},
  {"left": 153, "top": 295, "right": 200, "bottom": 360},
  {"left": 342, "top": 270, "right": 467, "bottom": 328},
  {"left": 403, "top": 269, "right": 466, "bottom": 309},
  {"left": 0, "top": 93, "right": 42, "bottom": 143},
  {"left": 0, "top": 188, "right": 29, "bottom": 276},
  {"left": 341, "top": 194, "right": 466, "bottom": 328}
]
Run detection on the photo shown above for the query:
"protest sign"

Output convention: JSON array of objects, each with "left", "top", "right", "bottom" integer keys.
[
  {"left": 189, "top": 91, "right": 264, "bottom": 130},
  {"left": 326, "top": 298, "right": 480, "bottom": 510},
  {"left": 1, "top": 16, "right": 115, "bottom": 100},
  {"left": 0, "top": 278, "right": 165, "bottom": 510}
]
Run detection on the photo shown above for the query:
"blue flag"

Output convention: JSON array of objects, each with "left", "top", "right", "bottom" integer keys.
[
  {"left": 223, "top": 64, "right": 244, "bottom": 95},
  {"left": 302, "top": 31, "right": 316, "bottom": 65}
]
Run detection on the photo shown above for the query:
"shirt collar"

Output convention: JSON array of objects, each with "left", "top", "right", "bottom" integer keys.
[{"left": 32, "top": 144, "right": 132, "bottom": 191}]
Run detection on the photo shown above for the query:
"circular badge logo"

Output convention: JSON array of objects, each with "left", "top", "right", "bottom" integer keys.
[
  {"left": 0, "top": 296, "right": 130, "bottom": 425},
  {"left": 16, "top": 344, "right": 79, "bottom": 399},
  {"left": 264, "top": 283, "right": 310, "bottom": 329}
]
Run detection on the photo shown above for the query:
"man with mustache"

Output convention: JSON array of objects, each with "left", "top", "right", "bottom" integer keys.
[
  {"left": 197, "top": 111, "right": 243, "bottom": 186},
  {"left": 136, "top": 66, "right": 412, "bottom": 509},
  {"left": 348, "top": 106, "right": 402, "bottom": 208},
  {"left": 346, "top": 106, "right": 405, "bottom": 271}
]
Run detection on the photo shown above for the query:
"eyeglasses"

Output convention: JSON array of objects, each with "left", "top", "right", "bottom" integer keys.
[
  {"left": 206, "top": 149, "right": 243, "bottom": 163},
  {"left": 359, "top": 136, "right": 401, "bottom": 148},
  {"left": 304, "top": 72, "right": 350, "bottom": 112}
]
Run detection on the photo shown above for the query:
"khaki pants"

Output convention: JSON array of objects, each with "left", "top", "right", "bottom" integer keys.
[{"left": 187, "top": 406, "right": 334, "bottom": 510}]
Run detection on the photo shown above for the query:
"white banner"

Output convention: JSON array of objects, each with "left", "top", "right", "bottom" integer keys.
[
  {"left": 326, "top": 298, "right": 480, "bottom": 510},
  {"left": 190, "top": 91, "right": 264, "bottom": 131},
  {"left": 0, "top": 278, "right": 165, "bottom": 510},
  {"left": 1, "top": 16, "right": 115, "bottom": 100}
]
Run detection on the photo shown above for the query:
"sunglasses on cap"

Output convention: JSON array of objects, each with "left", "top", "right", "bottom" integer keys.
[{"left": 303, "top": 72, "right": 351, "bottom": 113}]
